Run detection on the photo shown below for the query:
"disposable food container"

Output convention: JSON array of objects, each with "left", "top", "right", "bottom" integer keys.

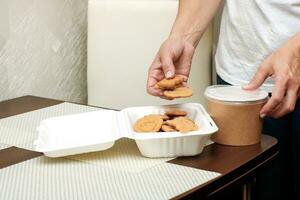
[
  {"left": 204, "top": 85, "right": 268, "bottom": 146},
  {"left": 35, "top": 103, "right": 218, "bottom": 158}
]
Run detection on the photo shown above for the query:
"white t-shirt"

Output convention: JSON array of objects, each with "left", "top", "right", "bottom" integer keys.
[{"left": 215, "top": 0, "right": 300, "bottom": 92}]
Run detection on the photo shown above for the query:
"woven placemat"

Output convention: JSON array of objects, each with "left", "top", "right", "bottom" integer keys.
[
  {"left": 0, "top": 102, "right": 100, "bottom": 150},
  {"left": 67, "top": 138, "right": 174, "bottom": 173},
  {"left": 0, "top": 143, "right": 10, "bottom": 150},
  {"left": 0, "top": 156, "right": 220, "bottom": 200}
]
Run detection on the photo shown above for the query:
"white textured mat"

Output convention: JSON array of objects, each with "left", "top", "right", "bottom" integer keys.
[
  {"left": 0, "top": 157, "right": 220, "bottom": 200},
  {"left": 0, "top": 143, "right": 10, "bottom": 150},
  {"left": 67, "top": 138, "right": 174, "bottom": 173},
  {"left": 0, "top": 103, "right": 221, "bottom": 199},
  {"left": 0, "top": 103, "right": 100, "bottom": 150}
]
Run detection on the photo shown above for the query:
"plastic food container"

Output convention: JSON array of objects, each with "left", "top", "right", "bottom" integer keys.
[
  {"left": 34, "top": 103, "right": 218, "bottom": 158},
  {"left": 204, "top": 85, "right": 268, "bottom": 146}
]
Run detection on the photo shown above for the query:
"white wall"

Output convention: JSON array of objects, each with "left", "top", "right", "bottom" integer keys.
[
  {"left": 88, "top": 1, "right": 213, "bottom": 109},
  {"left": 0, "top": 0, "right": 88, "bottom": 103}
]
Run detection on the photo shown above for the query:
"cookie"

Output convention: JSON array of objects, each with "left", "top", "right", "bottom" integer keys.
[
  {"left": 161, "top": 124, "right": 177, "bottom": 132},
  {"left": 164, "top": 87, "right": 193, "bottom": 98},
  {"left": 165, "top": 117, "right": 198, "bottom": 133},
  {"left": 165, "top": 109, "right": 187, "bottom": 117},
  {"left": 155, "top": 75, "right": 185, "bottom": 90},
  {"left": 133, "top": 115, "right": 163, "bottom": 132},
  {"left": 148, "top": 114, "right": 170, "bottom": 121},
  {"left": 161, "top": 114, "right": 170, "bottom": 120}
]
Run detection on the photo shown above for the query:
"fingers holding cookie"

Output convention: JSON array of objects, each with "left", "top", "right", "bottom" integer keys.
[
  {"left": 154, "top": 75, "right": 193, "bottom": 99},
  {"left": 155, "top": 75, "right": 185, "bottom": 90}
]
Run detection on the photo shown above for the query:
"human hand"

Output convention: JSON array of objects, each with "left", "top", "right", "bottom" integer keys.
[
  {"left": 147, "top": 36, "right": 195, "bottom": 99},
  {"left": 243, "top": 33, "right": 300, "bottom": 118}
]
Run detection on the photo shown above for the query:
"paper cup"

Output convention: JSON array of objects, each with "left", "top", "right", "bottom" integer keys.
[{"left": 204, "top": 85, "right": 268, "bottom": 146}]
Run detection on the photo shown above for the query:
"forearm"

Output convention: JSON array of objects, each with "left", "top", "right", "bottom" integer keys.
[{"left": 170, "top": 0, "right": 222, "bottom": 47}]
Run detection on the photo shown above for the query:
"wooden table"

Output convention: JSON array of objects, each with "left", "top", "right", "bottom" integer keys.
[{"left": 0, "top": 96, "right": 278, "bottom": 200}]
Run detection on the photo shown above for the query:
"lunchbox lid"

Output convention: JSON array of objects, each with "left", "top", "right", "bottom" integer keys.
[
  {"left": 204, "top": 85, "right": 268, "bottom": 103},
  {"left": 34, "top": 103, "right": 218, "bottom": 157}
]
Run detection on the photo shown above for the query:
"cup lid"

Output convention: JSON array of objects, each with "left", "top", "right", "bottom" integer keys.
[{"left": 204, "top": 85, "right": 269, "bottom": 102}]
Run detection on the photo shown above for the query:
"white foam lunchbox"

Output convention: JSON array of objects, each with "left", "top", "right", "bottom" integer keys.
[{"left": 34, "top": 103, "right": 218, "bottom": 158}]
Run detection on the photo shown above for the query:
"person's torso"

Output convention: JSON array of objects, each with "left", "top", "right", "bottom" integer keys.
[{"left": 215, "top": 0, "right": 300, "bottom": 91}]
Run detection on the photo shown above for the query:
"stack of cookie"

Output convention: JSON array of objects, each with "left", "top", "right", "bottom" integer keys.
[
  {"left": 133, "top": 109, "right": 198, "bottom": 133},
  {"left": 155, "top": 75, "right": 193, "bottom": 99}
]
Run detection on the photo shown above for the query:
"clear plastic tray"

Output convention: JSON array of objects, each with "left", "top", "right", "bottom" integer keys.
[{"left": 34, "top": 103, "right": 218, "bottom": 158}]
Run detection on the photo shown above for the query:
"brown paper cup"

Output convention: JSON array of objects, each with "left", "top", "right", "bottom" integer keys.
[
  {"left": 204, "top": 85, "right": 268, "bottom": 146},
  {"left": 207, "top": 99, "right": 266, "bottom": 146}
]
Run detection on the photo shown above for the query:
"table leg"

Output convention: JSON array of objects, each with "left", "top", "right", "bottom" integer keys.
[{"left": 243, "top": 178, "right": 256, "bottom": 200}]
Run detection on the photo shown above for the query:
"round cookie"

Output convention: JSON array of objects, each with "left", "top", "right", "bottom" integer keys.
[
  {"left": 133, "top": 115, "right": 163, "bottom": 132},
  {"left": 165, "top": 109, "right": 187, "bottom": 117},
  {"left": 165, "top": 117, "right": 198, "bottom": 133},
  {"left": 148, "top": 114, "right": 170, "bottom": 120},
  {"left": 164, "top": 87, "right": 193, "bottom": 98},
  {"left": 155, "top": 75, "right": 185, "bottom": 90},
  {"left": 161, "top": 124, "right": 177, "bottom": 132}
]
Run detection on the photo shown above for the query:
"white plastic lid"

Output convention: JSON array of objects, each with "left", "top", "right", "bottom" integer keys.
[{"left": 204, "top": 85, "right": 268, "bottom": 103}]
